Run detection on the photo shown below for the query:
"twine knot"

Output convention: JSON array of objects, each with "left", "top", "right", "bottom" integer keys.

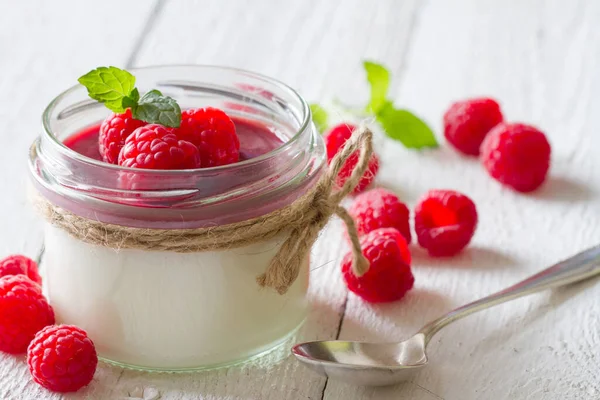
[
  {"left": 256, "top": 125, "right": 373, "bottom": 293},
  {"left": 34, "top": 125, "right": 374, "bottom": 295}
]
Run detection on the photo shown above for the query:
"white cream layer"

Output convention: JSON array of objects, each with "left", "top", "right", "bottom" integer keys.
[{"left": 43, "top": 224, "right": 308, "bottom": 369}]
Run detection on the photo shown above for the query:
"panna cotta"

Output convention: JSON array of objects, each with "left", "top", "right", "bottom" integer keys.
[{"left": 29, "top": 66, "right": 325, "bottom": 370}]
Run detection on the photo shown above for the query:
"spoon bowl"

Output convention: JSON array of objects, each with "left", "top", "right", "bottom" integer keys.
[
  {"left": 293, "top": 244, "right": 600, "bottom": 386},
  {"left": 292, "top": 334, "right": 428, "bottom": 386}
]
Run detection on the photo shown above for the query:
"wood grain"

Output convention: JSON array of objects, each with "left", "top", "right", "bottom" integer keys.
[
  {"left": 1, "top": 0, "right": 599, "bottom": 399},
  {"left": 325, "top": 0, "right": 600, "bottom": 399},
  {"left": 99, "top": 1, "right": 420, "bottom": 399},
  {"left": 0, "top": 1, "right": 157, "bottom": 399}
]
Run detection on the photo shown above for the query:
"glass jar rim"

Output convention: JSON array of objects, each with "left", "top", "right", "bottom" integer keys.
[
  {"left": 41, "top": 64, "right": 312, "bottom": 176},
  {"left": 32, "top": 64, "right": 325, "bottom": 228}
]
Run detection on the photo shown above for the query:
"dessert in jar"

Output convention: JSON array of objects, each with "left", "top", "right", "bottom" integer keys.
[{"left": 28, "top": 66, "right": 327, "bottom": 371}]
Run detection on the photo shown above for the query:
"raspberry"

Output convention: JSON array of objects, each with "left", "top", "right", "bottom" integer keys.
[
  {"left": 348, "top": 188, "right": 411, "bottom": 244},
  {"left": 27, "top": 325, "right": 97, "bottom": 393},
  {"left": 325, "top": 124, "right": 379, "bottom": 194},
  {"left": 342, "top": 228, "right": 413, "bottom": 303},
  {"left": 98, "top": 109, "right": 146, "bottom": 164},
  {"left": 0, "top": 255, "right": 42, "bottom": 285},
  {"left": 480, "top": 122, "right": 551, "bottom": 192},
  {"left": 0, "top": 275, "right": 54, "bottom": 353},
  {"left": 443, "top": 98, "right": 503, "bottom": 156},
  {"left": 414, "top": 190, "right": 478, "bottom": 256},
  {"left": 177, "top": 107, "right": 240, "bottom": 167},
  {"left": 118, "top": 124, "right": 201, "bottom": 170}
]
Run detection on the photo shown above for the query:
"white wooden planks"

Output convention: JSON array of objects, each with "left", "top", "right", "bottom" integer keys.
[
  {"left": 99, "top": 1, "right": 420, "bottom": 399},
  {"left": 1, "top": 0, "right": 599, "bottom": 399},
  {"left": 325, "top": 0, "right": 600, "bottom": 399},
  {"left": 0, "top": 1, "right": 157, "bottom": 399}
]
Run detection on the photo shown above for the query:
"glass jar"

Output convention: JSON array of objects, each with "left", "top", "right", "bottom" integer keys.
[{"left": 28, "top": 66, "right": 325, "bottom": 371}]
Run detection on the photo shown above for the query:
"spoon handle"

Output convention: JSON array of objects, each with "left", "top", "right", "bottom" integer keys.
[{"left": 419, "top": 244, "right": 600, "bottom": 343}]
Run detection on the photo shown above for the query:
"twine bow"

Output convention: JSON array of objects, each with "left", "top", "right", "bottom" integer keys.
[{"left": 256, "top": 125, "right": 372, "bottom": 292}]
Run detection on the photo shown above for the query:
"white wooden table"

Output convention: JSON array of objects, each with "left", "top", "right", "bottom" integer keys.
[{"left": 1, "top": 0, "right": 599, "bottom": 399}]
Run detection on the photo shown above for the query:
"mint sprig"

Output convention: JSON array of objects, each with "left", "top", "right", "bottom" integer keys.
[
  {"left": 310, "top": 103, "right": 329, "bottom": 133},
  {"left": 78, "top": 67, "right": 137, "bottom": 113},
  {"left": 311, "top": 61, "right": 438, "bottom": 149},
  {"left": 364, "top": 61, "right": 390, "bottom": 114},
  {"left": 365, "top": 61, "right": 437, "bottom": 149},
  {"left": 135, "top": 90, "right": 182, "bottom": 128},
  {"left": 377, "top": 102, "right": 438, "bottom": 148},
  {"left": 78, "top": 66, "right": 181, "bottom": 128}
]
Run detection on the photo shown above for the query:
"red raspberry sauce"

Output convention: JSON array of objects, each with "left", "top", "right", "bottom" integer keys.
[{"left": 63, "top": 117, "right": 284, "bottom": 163}]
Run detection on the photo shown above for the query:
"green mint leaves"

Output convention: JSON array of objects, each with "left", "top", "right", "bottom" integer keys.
[
  {"left": 78, "top": 66, "right": 181, "bottom": 128},
  {"left": 135, "top": 90, "right": 182, "bottom": 128},
  {"left": 364, "top": 61, "right": 437, "bottom": 148},
  {"left": 364, "top": 61, "right": 390, "bottom": 114},
  {"left": 310, "top": 103, "right": 329, "bottom": 133},
  {"left": 311, "top": 61, "right": 438, "bottom": 149},
  {"left": 377, "top": 102, "right": 438, "bottom": 148},
  {"left": 78, "top": 67, "right": 137, "bottom": 113}
]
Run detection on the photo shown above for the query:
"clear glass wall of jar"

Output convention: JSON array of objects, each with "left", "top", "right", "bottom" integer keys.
[{"left": 28, "top": 66, "right": 325, "bottom": 371}]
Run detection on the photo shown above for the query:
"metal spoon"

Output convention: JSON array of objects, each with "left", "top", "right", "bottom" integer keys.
[{"left": 292, "top": 244, "right": 600, "bottom": 386}]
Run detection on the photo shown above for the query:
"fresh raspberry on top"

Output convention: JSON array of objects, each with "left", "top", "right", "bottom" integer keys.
[
  {"left": 480, "top": 122, "right": 551, "bottom": 192},
  {"left": 348, "top": 188, "right": 411, "bottom": 244},
  {"left": 98, "top": 109, "right": 146, "bottom": 164},
  {"left": 0, "top": 255, "right": 42, "bottom": 285},
  {"left": 443, "top": 98, "right": 503, "bottom": 156},
  {"left": 118, "top": 124, "right": 201, "bottom": 170},
  {"left": 342, "top": 228, "right": 413, "bottom": 303},
  {"left": 325, "top": 123, "right": 379, "bottom": 194},
  {"left": 414, "top": 190, "right": 478, "bottom": 256},
  {"left": 0, "top": 275, "right": 54, "bottom": 353},
  {"left": 27, "top": 325, "right": 97, "bottom": 393},
  {"left": 177, "top": 107, "right": 240, "bottom": 168}
]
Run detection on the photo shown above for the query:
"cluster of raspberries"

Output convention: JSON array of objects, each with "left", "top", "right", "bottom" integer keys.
[
  {"left": 444, "top": 97, "right": 551, "bottom": 193},
  {"left": 0, "top": 255, "right": 97, "bottom": 393},
  {"left": 324, "top": 98, "right": 549, "bottom": 303},
  {"left": 99, "top": 107, "right": 241, "bottom": 170},
  {"left": 324, "top": 124, "right": 478, "bottom": 303}
]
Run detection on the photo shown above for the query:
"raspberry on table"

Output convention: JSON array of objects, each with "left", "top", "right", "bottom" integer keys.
[
  {"left": 480, "top": 122, "right": 551, "bottom": 192},
  {"left": 98, "top": 109, "right": 146, "bottom": 164},
  {"left": 443, "top": 97, "right": 503, "bottom": 156},
  {"left": 348, "top": 188, "right": 411, "bottom": 244},
  {"left": 27, "top": 325, "right": 97, "bottom": 393},
  {"left": 177, "top": 107, "right": 240, "bottom": 168},
  {"left": 342, "top": 228, "right": 414, "bottom": 303},
  {"left": 0, "top": 275, "right": 54, "bottom": 353},
  {"left": 0, "top": 254, "right": 42, "bottom": 285},
  {"left": 414, "top": 190, "right": 478, "bottom": 257},
  {"left": 325, "top": 123, "right": 380, "bottom": 194},
  {"left": 118, "top": 124, "right": 201, "bottom": 170}
]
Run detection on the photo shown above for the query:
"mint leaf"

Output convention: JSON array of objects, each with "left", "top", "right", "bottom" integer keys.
[
  {"left": 132, "top": 90, "right": 181, "bottom": 128},
  {"left": 376, "top": 102, "right": 438, "bottom": 148},
  {"left": 310, "top": 103, "right": 329, "bottom": 133},
  {"left": 122, "top": 88, "right": 140, "bottom": 110},
  {"left": 364, "top": 61, "right": 390, "bottom": 114},
  {"left": 78, "top": 67, "right": 136, "bottom": 113},
  {"left": 79, "top": 67, "right": 183, "bottom": 128}
]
